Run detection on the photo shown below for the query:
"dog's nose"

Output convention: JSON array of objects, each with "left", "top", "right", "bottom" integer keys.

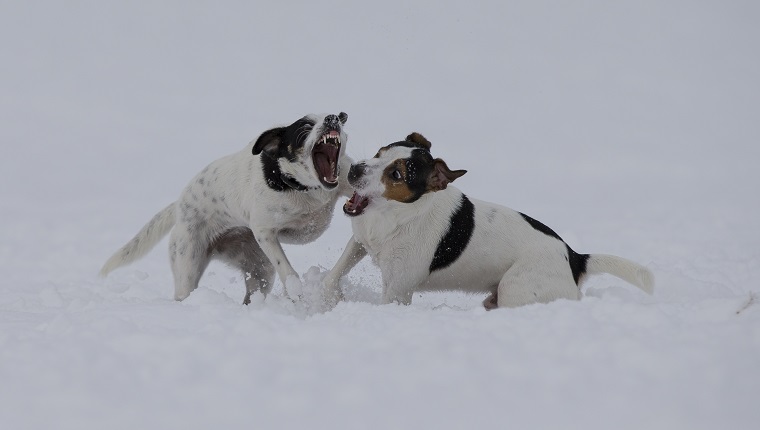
[
  {"left": 325, "top": 114, "right": 339, "bottom": 126},
  {"left": 348, "top": 163, "right": 366, "bottom": 184},
  {"left": 325, "top": 112, "right": 348, "bottom": 128}
]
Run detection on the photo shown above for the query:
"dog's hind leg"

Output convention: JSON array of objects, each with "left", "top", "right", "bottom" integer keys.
[
  {"left": 497, "top": 255, "right": 581, "bottom": 308},
  {"left": 169, "top": 224, "right": 212, "bottom": 301},
  {"left": 482, "top": 292, "right": 498, "bottom": 310},
  {"left": 210, "top": 227, "right": 275, "bottom": 305},
  {"left": 240, "top": 255, "right": 276, "bottom": 305}
]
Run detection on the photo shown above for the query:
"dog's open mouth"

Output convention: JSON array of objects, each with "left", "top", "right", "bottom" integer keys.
[
  {"left": 343, "top": 191, "right": 369, "bottom": 216},
  {"left": 313, "top": 130, "right": 341, "bottom": 188}
]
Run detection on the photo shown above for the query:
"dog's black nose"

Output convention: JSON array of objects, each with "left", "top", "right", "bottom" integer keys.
[
  {"left": 325, "top": 112, "right": 348, "bottom": 128},
  {"left": 325, "top": 114, "right": 339, "bottom": 126},
  {"left": 348, "top": 163, "right": 366, "bottom": 184}
]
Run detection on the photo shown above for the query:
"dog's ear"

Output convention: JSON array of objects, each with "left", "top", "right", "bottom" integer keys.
[
  {"left": 428, "top": 158, "right": 466, "bottom": 192},
  {"left": 338, "top": 112, "right": 348, "bottom": 125},
  {"left": 252, "top": 127, "right": 284, "bottom": 156},
  {"left": 406, "top": 132, "right": 431, "bottom": 150}
]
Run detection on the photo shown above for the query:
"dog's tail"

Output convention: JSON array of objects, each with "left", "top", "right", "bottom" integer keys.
[
  {"left": 99, "top": 203, "right": 177, "bottom": 277},
  {"left": 583, "top": 254, "right": 654, "bottom": 294}
]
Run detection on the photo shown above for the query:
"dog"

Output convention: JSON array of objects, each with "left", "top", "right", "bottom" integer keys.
[
  {"left": 101, "top": 113, "right": 353, "bottom": 304},
  {"left": 323, "top": 132, "right": 654, "bottom": 309}
]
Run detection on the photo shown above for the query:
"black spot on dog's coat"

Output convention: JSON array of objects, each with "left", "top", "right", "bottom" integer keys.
[
  {"left": 430, "top": 195, "right": 475, "bottom": 272},
  {"left": 518, "top": 212, "right": 589, "bottom": 285},
  {"left": 566, "top": 245, "right": 589, "bottom": 285},
  {"left": 519, "top": 212, "right": 562, "bottom": 241}
]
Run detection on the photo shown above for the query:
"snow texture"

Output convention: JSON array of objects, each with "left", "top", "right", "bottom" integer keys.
[{"left": 1, "top": 1, "right": 759, "bottom": 429}]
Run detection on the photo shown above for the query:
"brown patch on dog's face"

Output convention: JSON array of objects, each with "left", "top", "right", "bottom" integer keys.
[
  {"left": 378, "top": 149, "right": 467, "bottom": 204},
  {"left": 381, "top": 159, "right": 415, "bottom": 202},
  {"left": 351, "top": 134, "right": 466, "bottom": 208},
  {"left": 379, "top": 149, "right": 465, "bottom": 203}
]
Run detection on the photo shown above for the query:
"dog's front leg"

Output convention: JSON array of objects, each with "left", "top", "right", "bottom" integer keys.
[
  {"left": 380, "top": 261, "right": 423, "bottom": 305},
  {"left": 323, "top": 236, "right": 367, "bottom": 307},
  {"left": 382, "top": 281, "right": 415, "bottom": 305},
  {"left": 252, "top": 227, "right": 302, "bottom": 300}
]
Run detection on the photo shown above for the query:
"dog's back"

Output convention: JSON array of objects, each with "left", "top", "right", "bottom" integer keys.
[{"left": 334, "top": 132, "right": 653, "bottom": 308}]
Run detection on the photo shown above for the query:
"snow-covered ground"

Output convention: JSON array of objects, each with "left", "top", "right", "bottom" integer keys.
[{"left": 2, "top": 1, "right": 759, "bottom": 429}]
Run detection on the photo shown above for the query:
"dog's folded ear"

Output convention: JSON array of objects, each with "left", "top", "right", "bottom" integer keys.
[
  {"left": 252, "top": 127, "right": 284, "bottom": 156},
  {"left": 406, "top": 132, "right": 432, "bottom": 150},
  {"left": 428, "top": 159, "right": 466, "bottom": 192}
]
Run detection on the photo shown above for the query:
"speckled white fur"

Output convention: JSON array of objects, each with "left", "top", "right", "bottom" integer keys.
[{"left": 101, "top": 114, "right": 353, "bottom": 303}]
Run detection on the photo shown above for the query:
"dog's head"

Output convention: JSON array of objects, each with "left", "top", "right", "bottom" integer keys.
[
  {"left": 252, "top": 112, "right": 348, "bottom": 191},
  {"left": 343, "top": 132, "right": 466, "bottom": 216}
]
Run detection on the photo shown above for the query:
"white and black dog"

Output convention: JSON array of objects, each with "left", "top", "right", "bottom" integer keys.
[
  {"left": 101, "top": 113, "right": 353, "bottom": 304},
  {"left": 323, "top": 133, "right": 654, "bottom": 309}
]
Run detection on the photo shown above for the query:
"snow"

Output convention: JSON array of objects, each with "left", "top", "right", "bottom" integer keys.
[{"left": 1, "top": 1, "right": 759, "bottom": 429}]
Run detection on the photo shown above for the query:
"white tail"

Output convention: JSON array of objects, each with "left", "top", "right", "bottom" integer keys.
[
  {"left": 100, "top": 203, "right": 177, "bottom": 276},
  {"left": 585, "top": 254, "right": 654, "bottom": 294}
]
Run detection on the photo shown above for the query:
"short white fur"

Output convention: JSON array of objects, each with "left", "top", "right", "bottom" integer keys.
[{"left": 325, "top": 143, "right": 654, "bottom": 308}]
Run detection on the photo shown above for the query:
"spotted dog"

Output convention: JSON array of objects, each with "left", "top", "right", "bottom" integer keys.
[
  {"left": 323, "top": 133, "right": 654, "bottom": 309},
  {"left": 101, "top": 113, "right": 352, "bottom": 304}
]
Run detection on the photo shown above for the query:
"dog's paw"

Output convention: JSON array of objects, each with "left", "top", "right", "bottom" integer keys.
[
  {"left": 284, "top": 275, "right": 305, "bottom": 301},
  {"left": 321, "top": 274, "right": 344, "bottom": 308},
  {"left": 323, "top": 288, "right": 344, "bottom": 310}
]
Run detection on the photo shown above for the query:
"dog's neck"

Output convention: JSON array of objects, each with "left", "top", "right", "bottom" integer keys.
[
  {"left": 260, "top": 152, "right": 316, "bottom": 192},
  {"left": 279, "top": 174, "right": 311, "bottom": 191},
  {"left": 353, "top": 187, "right": 464, "bottom": 249}
]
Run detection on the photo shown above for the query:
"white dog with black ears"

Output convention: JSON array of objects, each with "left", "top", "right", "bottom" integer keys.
[
  {"left": 101, "top": 112, "right": 353, "bottom": 304},
  {"left": 323, "top": 132, "right": 653, "bottom": 309}
]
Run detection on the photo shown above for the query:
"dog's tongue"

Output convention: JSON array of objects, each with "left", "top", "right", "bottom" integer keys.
[{"left": 343, "top": 192, "right": 369, "bottom": 216}]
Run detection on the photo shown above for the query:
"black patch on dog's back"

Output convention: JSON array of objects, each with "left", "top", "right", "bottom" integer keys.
[
  {"left": 519, "top": 212, "right": 562, "bottom": 241},
  {"left": 566, "top": 245, "right": 589, "bottom": 285},
  {"left": 430, "top": 194, "right": 475, "bottom": 272},
  {"left": 518, "top": 212, "right": 589, "bottom": 285}
]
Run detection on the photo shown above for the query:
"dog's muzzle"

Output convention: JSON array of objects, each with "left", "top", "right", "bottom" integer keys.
[
  {"left": 344, "top": 163, "right": 370, "bottom": 216},
  {"left": 348, "top": 163, "right": 366, "bottom": 185},
  {"left": 313, "top": 131, "right": 341, "bottom": 188},
  {"left": 344, "top": 192, "right": 369, "bottom": 216},
  {"left": 312, "top": 113, "right": 348, "bottom": 189}
]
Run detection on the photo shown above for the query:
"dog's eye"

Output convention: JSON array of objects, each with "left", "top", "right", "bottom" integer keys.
[{"left": 392, "top": 170, "right": 402, "bottom": 181}]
